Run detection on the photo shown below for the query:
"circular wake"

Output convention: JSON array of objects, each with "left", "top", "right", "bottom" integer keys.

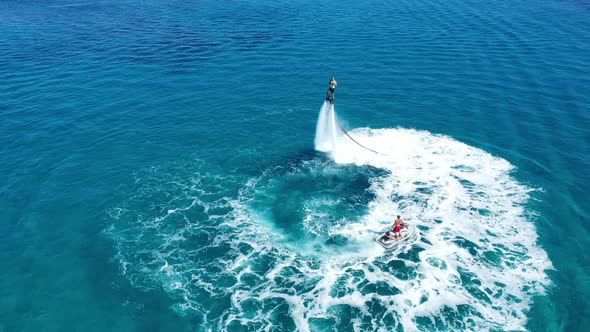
[
  {"left": 315, "top": 127, "right": 553, "bottom": 330},
  {"left": 107, "top": 129, "right": 552, "bottom": 331}
]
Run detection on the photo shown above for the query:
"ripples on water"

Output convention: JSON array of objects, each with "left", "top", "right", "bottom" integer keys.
[{"left": 1, "top": 0, "right": 589, "bottom": 331}]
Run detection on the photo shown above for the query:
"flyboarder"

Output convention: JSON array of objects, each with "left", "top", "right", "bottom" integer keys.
[{"left": 326, "top": 76, "right": 337, "bottom": 104}]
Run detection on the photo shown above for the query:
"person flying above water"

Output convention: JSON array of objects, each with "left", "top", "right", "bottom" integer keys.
[{"left": 326, "top": 76, "right": 337, "bottom": 104}]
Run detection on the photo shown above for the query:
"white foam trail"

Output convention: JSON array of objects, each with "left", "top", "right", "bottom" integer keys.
[
  {"left": 322, "top": 127, "right": 553, "bottom": 330},
  {"left": 314, "top": 101, "right": 341, "bottom": 153},
  {"left": 109, "top": 125, "right": 554, "bottom": 331},
  {"left": 226, "top": 127, "right": 552, "bottom": 331}
]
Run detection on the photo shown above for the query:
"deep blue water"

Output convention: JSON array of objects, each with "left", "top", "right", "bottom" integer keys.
[{"left": 1, "top": 0, "right": 589, "bottom": 331}]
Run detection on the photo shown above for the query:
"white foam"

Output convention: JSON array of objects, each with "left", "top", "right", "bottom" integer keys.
[
  {"left": 312, "top": 110, "right": 552, "bottom": 329},
  {"left": 223, "top": 109, "right": 551, "bottom": 330},
  {"left": 109, "top": 113, "right": 553, "bottom": 331}
]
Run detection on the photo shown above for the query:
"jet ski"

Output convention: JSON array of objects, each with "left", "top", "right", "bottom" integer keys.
[{"left": 375, "top": 224, "right": 417, "bottom": 249}]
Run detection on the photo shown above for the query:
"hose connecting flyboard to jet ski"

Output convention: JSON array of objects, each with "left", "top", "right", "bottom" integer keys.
[{"left": 334, "top": 117, "right": 387, "bottom": 156}]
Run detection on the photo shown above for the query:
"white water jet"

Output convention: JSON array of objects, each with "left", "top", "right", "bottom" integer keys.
[{"left": 314, "top": 101, "right": 342, "bottom": 153}]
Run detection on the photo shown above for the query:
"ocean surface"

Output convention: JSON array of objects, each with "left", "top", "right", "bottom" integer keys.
[{"left": 1, "top": 0, "right": 589, "bottom": 331}]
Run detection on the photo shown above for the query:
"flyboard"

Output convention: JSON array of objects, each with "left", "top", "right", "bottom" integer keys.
[
  {"left": 326, "top": 92, "right": 335, "bottom": 105},
  {"left": 375, "top": 224, "right": 417, "bottom": 250}
]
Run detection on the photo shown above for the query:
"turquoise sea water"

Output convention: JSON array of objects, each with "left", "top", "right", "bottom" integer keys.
[{"left": 1, "top": 0, "right": 589, "bottom": 330}]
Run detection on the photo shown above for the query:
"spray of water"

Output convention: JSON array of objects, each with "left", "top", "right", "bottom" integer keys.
[
  {"left": 315, "top": 101, "right": 385, "bottom": 156},
  {"left": 314, "top": 101, "right": 341, "bottom": 153}
]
